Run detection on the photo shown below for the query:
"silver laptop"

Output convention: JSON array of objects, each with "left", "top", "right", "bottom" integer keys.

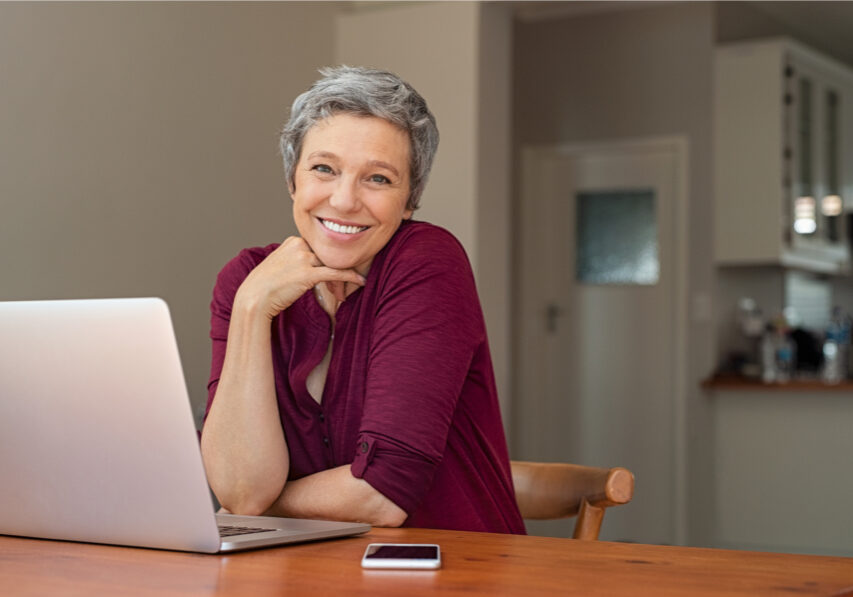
[{"left": 0, "top": 298, "right": 369, "bottom": 553}]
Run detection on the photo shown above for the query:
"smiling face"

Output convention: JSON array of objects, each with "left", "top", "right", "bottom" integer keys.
[{"left": 291, "top": 113, "right": 413, "bottom": 276}]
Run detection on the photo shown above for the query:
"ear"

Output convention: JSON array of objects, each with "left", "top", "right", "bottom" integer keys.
[{"left": 402, "top": 207, "right": 413, "bottom": 221}]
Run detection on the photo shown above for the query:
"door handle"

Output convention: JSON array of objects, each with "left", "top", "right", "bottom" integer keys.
[{"left": 545, "top": 303, "right": 564, "bottom": 333}]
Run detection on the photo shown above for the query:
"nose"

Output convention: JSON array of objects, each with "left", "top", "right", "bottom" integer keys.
[{"left": 328, "top": 176, "right": 360, "bottom": 213}]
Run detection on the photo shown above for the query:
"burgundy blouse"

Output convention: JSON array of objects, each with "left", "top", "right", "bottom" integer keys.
[{"left": 205, "top": 220, "right": 525, "bottom": 534}]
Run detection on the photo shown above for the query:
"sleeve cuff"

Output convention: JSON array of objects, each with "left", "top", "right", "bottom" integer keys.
[{"left": 350, "top": 433, "right": 438, "bottom": 515}]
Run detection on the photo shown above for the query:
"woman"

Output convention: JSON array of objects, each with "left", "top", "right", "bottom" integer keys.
[{"left": 201, "top": 66, "right": 524, "bottom": 534}]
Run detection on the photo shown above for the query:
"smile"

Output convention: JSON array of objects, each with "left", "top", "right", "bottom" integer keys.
[{"left": 320, "top": 219, "right": 368, "bottom": 235}]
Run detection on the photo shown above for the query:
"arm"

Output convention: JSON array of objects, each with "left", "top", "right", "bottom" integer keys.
[
  {"left": 264, "top": 465, "right": 407, "bottom": 527},
  {"left": 201, "top": 238, "right": 364, "bottom": 515},
  {"left": 200, "top": 293, "right": 285, "bottom": 516}
]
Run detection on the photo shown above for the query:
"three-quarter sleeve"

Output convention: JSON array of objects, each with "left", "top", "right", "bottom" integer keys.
[{"left": 349, "top": 227, "right": 485, "bottom": 514}]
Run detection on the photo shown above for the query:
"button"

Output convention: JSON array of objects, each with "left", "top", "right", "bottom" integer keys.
[
  {"left": 319, "top": 412, "right": 325, "bottom": 422},
  {"left": 360, "top": 441, "right": 369, "bottom": 453},
  {"left": 323, "top": 436, "right": 330, "bottom": 446}
]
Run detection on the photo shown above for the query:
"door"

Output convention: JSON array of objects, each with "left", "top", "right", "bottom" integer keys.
[{"left": 515, "top": 139, "right": 687, "bottom": 544}]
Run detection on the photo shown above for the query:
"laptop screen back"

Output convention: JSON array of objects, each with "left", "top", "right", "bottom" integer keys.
[{"left": 0, "top": 298, "right": 221, "bottom": 552}]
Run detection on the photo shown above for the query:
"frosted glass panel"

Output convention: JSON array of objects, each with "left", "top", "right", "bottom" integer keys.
[{"left": 576, "top": 190, "right": 659, "bottom": 285}]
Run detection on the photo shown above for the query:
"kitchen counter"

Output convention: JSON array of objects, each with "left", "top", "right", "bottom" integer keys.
[
  {"left": 703, "top": 374, "right": 853, "bottom": 392},
  {"left": 704, "top": 373, "right": 853, "bottom": 556}
]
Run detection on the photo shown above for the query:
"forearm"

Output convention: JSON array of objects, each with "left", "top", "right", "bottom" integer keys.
[
  {"left": 201, "top": 295, "right": 289, "bottom": 515},
  {"left": 264, "top": 465, "right": 408, "bottom": 528}
]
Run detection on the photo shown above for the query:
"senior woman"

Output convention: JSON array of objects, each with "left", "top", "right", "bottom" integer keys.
[{"left": 201, "top": 66, "right": 524, "bottom": 534}]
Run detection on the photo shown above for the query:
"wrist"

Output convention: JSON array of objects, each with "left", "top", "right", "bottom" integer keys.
[{"left": 233, "top": 287, "right": 278, "bottom": 324}]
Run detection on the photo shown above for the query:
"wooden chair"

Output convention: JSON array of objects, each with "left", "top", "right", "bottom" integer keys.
[{"left": 510, "top": 460, "right": 634, "bottom": 540}]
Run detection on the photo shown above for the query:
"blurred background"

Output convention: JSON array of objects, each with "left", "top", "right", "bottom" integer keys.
[{"left": 2, "top": 1, "right": 852, "bottom": 556}]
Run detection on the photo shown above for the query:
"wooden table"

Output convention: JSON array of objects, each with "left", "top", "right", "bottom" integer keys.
[{"left": 1, "top": 528, "right": 852, "bottom": 596}]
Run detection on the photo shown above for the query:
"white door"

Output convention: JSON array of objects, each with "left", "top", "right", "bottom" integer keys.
[{"left": 515, "top": 139, "right": 687, "bottom": 545}]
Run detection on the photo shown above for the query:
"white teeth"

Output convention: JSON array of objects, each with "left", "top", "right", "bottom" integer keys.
[{"left": 322, "top": 219, "right": 367, "bottom": 235}]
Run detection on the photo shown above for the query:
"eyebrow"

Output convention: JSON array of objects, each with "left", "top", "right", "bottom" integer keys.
[
  {"left": 306, "top": 151, "right": 338, "bottom": 162},
  {"left": 367, "top": 160, "right": 401, "bottom": 178},
  {"left": 306, "top": 151, "right": 402, "bottom": 178}
]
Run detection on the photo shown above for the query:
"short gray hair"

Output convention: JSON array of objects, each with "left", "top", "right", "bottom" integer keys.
[{"left": 280, "top": 66, "right": 439, "bottom": 211}]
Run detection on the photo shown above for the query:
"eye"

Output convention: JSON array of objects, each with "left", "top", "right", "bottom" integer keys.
[
  {"left": 368, "top": 174, "right": 391, "bottom": 184},
  {"left": 311, "top": 164, "right": 334, "bottom": 174}
]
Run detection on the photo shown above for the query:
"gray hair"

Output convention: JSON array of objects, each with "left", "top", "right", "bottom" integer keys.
[{"left": 280, "top": 66, "right": 439, "bottom": 211}]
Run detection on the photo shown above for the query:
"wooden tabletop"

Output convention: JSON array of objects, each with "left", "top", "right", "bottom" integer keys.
[{"left": 2, "top": 528, "right": 852, "bottom": 596}]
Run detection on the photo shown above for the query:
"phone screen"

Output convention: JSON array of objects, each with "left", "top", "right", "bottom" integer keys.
[{"left": 364, "top": 545, "right": 439, "bottom": 560}]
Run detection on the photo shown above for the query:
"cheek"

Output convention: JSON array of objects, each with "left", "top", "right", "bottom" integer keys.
[{"left": 291, "top": 184, "right": 317, "bottom": 212}]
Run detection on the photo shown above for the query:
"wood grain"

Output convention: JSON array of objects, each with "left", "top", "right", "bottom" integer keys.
[{"left": 1, "top": 528, "right": 852, "bottom": 596}]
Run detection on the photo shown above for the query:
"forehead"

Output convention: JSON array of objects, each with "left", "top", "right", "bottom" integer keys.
[{"left": 302, "top": 113, "right": 410, "bottom": 166}]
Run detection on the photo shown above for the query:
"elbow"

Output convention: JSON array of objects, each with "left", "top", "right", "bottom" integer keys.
[
  {"left": 217, "top": 484, "right": 282, "bottom": 518},
  {"left": 224, "top": 499, "right": 272, "bottom": 518},
  {"left": 372, "top": 503, "right": 408, "bottom": 528}
]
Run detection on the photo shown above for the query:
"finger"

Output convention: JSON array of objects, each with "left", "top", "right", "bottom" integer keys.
[{"left": 312, "top": 267, "right": 366, "bottom": 287}]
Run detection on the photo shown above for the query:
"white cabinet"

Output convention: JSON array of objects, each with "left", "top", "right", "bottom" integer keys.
[{"left": 714, "top": 38, "right": 853, "bottom": 273}]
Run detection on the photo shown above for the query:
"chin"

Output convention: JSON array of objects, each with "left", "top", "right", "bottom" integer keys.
[{"left": 314, "top": 249, "right": 362, "bottom": 272}]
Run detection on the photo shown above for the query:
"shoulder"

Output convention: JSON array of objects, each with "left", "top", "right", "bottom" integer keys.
[
  {"left": 370, "top": 220, "right": 477, "bottom": 302},
  {"left": 213, "top": 243, "right": 280, "bottom": 301},
  {"left": 382, "top": 220, "right": 470, "bottom": 269},
  {"left": 221, "top": 243, "right": 280, "bottom": 274}
]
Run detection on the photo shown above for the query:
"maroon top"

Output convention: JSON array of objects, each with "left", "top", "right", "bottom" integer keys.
[{"left": 205, "top": 220, "right": 525, "bottom": 534}]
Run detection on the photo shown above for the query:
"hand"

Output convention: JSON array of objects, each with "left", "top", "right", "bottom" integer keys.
[{"left": 235, "top": 237, "right": 365, "bottom": 321}]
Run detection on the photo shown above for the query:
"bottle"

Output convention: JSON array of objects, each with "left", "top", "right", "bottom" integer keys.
[
  {"left": 775, "top": 332, "right": 796, "bottom": 384},
  {"left": 822, "top": 307, "right": 850, "bottom": 384},
  {"left": 762, "top": 314, "right": 796, "bottom": 384},
  {"left": 761, "top": 324, "right": 777, "bottom": 384}
]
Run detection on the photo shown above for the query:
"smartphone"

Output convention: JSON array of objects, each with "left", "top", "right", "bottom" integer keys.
[{"left": 361, "top": 543, "right": 441, "bottom": 570}]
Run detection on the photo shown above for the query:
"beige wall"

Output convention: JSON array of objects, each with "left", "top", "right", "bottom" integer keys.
[
  {"left": 0, "top": 2, "right": 340, "bottom": 421},
  {"left": 336, "top": 2, "right": 514, "bottom": 424}
]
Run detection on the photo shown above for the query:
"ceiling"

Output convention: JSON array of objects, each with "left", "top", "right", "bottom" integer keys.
[
  {"left": 512, "top": 1, "right": 853, "bottom": 68},
  {"left": 746, "top": 1, "right": 853, "bottom": 66}
]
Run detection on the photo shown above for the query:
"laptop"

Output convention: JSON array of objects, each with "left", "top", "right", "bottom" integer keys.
[{"left": 0, "top": 298, "right": 369, "bottom": 553}]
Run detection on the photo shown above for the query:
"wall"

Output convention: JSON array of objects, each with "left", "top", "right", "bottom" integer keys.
[
  {"left": 513, "top": 1, "right": 717, "bottom": 545},
  {"left": 335, "top": 2, "right": 514, "bottom": 424},
  {"left": 0, "top": 2, "right": 341, "bottom": 422}
]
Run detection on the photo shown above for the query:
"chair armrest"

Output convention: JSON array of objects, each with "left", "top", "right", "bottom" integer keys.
[{"left": 511, "top": 460, "right": 634, "bottom": 520}]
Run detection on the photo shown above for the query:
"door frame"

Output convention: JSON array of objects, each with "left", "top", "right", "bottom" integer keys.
[{"left": 513, "top": 136, "right": 689, "bottom": 544}]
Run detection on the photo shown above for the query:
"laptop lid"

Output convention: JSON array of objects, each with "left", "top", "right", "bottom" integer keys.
[{"left": 0, "top": 298, "right": 368, "bottom": 553}]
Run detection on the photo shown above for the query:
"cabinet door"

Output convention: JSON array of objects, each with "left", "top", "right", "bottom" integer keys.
[
  {"left": 821, "top": 84, "right": 844, "bottom": 244},
  {"left": 786, "top": 54, "right": 848, "bottom": 265}
]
